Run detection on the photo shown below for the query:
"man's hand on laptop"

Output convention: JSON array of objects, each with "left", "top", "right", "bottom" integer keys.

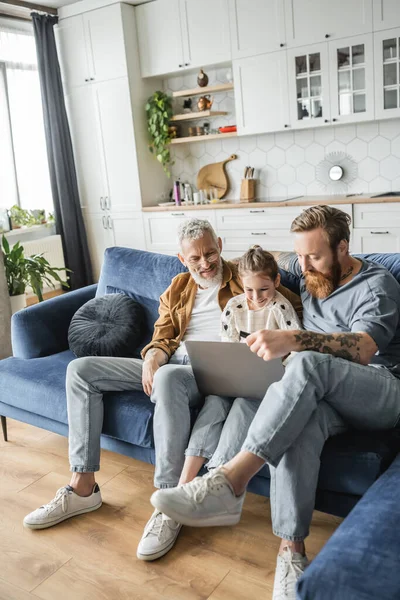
[
  {"left": 142, "top": 348, "right": 168, "bottom": 396},
  {"left": 247, "top": 330, "right": 296, "bottom": 361}
]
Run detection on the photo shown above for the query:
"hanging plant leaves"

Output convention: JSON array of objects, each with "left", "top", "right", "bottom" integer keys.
[{"left": 146, "top": 90, "right": 173, "bottom": 177}]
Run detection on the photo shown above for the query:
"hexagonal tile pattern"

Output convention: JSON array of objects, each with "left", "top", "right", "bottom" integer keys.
[
  {"left": 248, "top": 148, "right": 268, "bottom": 169},
  {"left": 379, "top": 119, "right": 400, "bottom": 140},
  {"left": 305, "top": 143, "right": 325, "bottom": 164},
  {"left": 392, "top": 176, "right": 400, "bottom": 190},
  {"left": 260, "top": 166, "right": 278, "bottom": 187},
  {"left": 346, "top": 138, "right": 368, "bottom": 161},
  {"left": 267, "top": 147, "right": 285, "bottom": 169},
  {"left": 297, "top": 163, "right": 315, "bottom": 185},
  {"left": 257, "top": 133, "right": 275, "bottom": 152},
  {"left": 206, "top": 140, "right": 222, "bottom": 157},
  {"left": 306, "top": 181, "right": 324, "bottom": 196},
  {"left": 369, "top": 176, "right": 390, "bottom": 193},
  {"left": 285, "top": 145, "right": 305, "bottom": 167},
  {"left": 358, "top": 157, "right": 379, "bottom": 182},
  {"left": 325, "top": 141, "right": 346, "bottom": 155},
  {"left": 380, "top": 156, "right": 400, "bottom": 180},
  {"left": 269, "top": 182, "right": 288, "bottom": 197},
  {"left": 392, "top": 136, "right": 400, "bottom": 159},
  {"left": 314, "top": 127, "right": 334, "bottom": 146},
  {"left": 275, "top": 130, "right": 294, "bottom": 150},
  {"left": 239, "top": 136, "right": 257, "bottom": 154},
  {"left": 356, "top": 122, "right": 379, "bottom": 142},
  {"left": 191, "top": 142, "right": 206, "bottom": 159},
  {"left": 294, "top": 129, "right": 314, "bottom": 148},
  {"left": 368, "top": 136, "right": 390, "bottom": 161},
  {"left": 334, "top": 124, "right": 356, "bottom": 144},
  {"left": 278, "top": 164, "right": 296, "bottom": 185},
  {"left": 287, "top": 182, "right": 306, "bottom": 197}
]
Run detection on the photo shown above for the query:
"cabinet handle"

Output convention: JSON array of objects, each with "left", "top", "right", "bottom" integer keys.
[
  {"left": 280, "top": 43, "right": 285, "bottom": 47},
  {"left": 325, "top": 34, "right": 330, "bottom": 38},
  {"left": 184, "top": 62, "right": 190, "bottom": 66},
  {"left": 178, "top": 64, "right": 183, "bottom": 68},
  {"left": 171, "top": 212, "right": 184, "bottom": 216},
  {"left": 250, "top": 210, "right": 265, "bottom": 213},
  {"left": 251, "top": 232, "right": 267, "bottom": 236},
  {"left": 90, "top": 77, "right": 94, "bottom": 81},
  {"left": 107, "top": 216, "right": 112, "bottom": 229},
  {"left": 102, "top": 215, "right": 107, "bottom": 229},
  {"left": 370, "top": 231, "right": 389, "bottom": 234},
  {"left": 332, "top": 118, "right": 338, "bottom": 122},
  {"left": 324, "top": 119, "right": 329, "bottom": 123},
  {"left": 284, "top": 124, "right": 290, "bottom": 128},
  {"left": 85, "top": 78, "right": 89, "bottom": 82},
  {"left": 105, "top": 196, "right": 110, "bottom": 210},
  {"left": 100, "top": 196, "right": 104, "bottom": 210}
]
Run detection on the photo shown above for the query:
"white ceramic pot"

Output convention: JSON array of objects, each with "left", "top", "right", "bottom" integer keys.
[{"left": 10, "top": 294, "right": 26, "bottom": 315}]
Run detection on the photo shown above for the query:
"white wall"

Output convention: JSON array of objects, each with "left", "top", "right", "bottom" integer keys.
[{"left": 165, "top": 68, "right": 400, "bottom": 199}]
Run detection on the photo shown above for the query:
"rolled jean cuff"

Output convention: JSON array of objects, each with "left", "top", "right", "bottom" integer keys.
[
  {"left": 273, "top": 529, "right": 308, "bottom": 542},
  {"left": 184, "top": 447, "right": 212, "bottom": 459},
  {"left": 70, "top": 464, "right": 100, "bottom": 473},
  {"left": 206, "top": 455, "right": 226, "bottom": 469},
  {"left": 154, "top": 481, "right": 177, "bottom": 489},
  {"left": 241, "top": 443, "right": 279, "bottom": 468}
]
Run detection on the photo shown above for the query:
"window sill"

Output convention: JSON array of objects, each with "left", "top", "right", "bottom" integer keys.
[{"left": 4, "top": 223, "right": 56, "bottom": 244}]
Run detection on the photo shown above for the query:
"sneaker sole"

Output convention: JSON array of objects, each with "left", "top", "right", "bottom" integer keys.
[
  {"left": 136, "top": 525, "right": 182, "bottom": 561},
  {"left": 23, "top": 501, "right": 103, "bottom": 530},
  {"left": 150, "top": 497, "right": 241, "bottom": 528}
]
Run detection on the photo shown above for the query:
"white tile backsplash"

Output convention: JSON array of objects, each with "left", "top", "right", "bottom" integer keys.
[{"left": 164, "top": 70, "right": 400, "bottom": 198}]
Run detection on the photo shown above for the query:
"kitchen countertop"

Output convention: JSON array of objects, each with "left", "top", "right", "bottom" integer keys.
[{"left": 142, "top": 195, "right": 400, "bottom": 212}]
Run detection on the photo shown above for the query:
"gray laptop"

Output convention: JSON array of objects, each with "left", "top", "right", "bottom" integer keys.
[{"left": 185, "top": 341, "right": 285, "bottom": 400}]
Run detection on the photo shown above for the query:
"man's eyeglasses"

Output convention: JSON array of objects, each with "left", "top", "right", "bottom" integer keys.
[{"left": 186, "top": 250, "right": 220, "bottom": 267}]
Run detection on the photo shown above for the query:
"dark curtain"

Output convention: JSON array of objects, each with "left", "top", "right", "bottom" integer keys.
[{"left": 32, "top": 13, "right": 93, "bottom": 289}]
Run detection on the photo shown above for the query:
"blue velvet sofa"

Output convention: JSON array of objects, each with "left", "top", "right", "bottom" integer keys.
[{"left": 1, "top": 247, "right": 400, "bottom": 522}]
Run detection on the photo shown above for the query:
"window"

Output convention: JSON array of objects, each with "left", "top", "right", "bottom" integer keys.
[{"left": 0, "top": 19, "right": 53, "bottom": 214}]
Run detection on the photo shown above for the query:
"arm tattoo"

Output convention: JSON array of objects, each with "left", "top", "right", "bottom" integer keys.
[
  {"left": 294, "top": 331, "right": 363, "bottom": 363},
  {"left": 145, "top": 348, "right": 168, "bottom": 364}
]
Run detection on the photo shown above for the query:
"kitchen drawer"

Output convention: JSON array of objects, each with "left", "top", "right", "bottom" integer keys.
[
  {"left": 143, "top": 209, "right": 216, "bottom": 252},
  {"left": 217, "top": 204, "right": 353, "bottom": 231},
  {"left": 353, "top": 204, "right": 400, "bottom": 228},
  {"left": 352, "top": 228, "right": 400, "bottom": 254},
  {"left": 220, "top": 229, "right": 295, "bottom": 254}
]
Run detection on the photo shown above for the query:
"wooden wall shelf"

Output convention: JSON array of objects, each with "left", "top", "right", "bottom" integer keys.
[
  {"left": 172, "top": 82, "right": 234, "bottom": 98},
  {"left": 170, "top": 132, "right": 237, "bottom": 144},
  {"left": 170, "top": 110, "right": 228, "bottom": 122}
]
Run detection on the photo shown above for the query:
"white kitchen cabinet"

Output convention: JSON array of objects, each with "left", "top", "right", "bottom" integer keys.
[
  {"left": 285, "top": 0, "right": 373, "bottom": 48},
  {"left": 181, "top": 0, "right": 231, "bottom": 69},
  {"left": 233, "top": 51, "right": 290, "bottom": 135},
  {"left": 55, "top": 5, "right": 127, "bottom": 88},
  {"left": 220, "top": 229, "right": 295, "bottom": 258},
  {"left": 352, "top": 228, "right": 400, "bottom": 253},
  {"left": 374, "top": 28, "right": 400, "bottom": 119},
  {"left": 144, "top": 210, "right": 217, "bottom": 253},
  {"left": 55, "top": 15, "right": 89, "bottom": 89},
  {"left": 328, "top": 35, "right": 375, "bottom": 123},
  {"left": 287, "top": 44, "right": 331, "bottom": 128},
  {"left": 135, "top": 0, "right": 185, "bottom": 78},
  {"left": 373, "top": 0, "right": 400, "bottom": 31},
  {"left": 109, "top": 212, "right": 147, "bottom": 251},
  {"left": 228, "top": 0, "right": 285, "bottom": 59},
  {"left": 354, "top": 203, "right": 400, "bottom": 228},
  {"left": 84, "top": 212, "right": 113, "bottom": 281},
  {"left": 216, "top": 206, "right": 302, "bottom": 231}
]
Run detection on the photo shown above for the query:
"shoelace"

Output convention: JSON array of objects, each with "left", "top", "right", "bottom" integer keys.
[
  {"left": 145, "top": 512, "right": 171, "bottom": 542},
  {"left": 183, "top": 471, "right": 228, "bottom": 504},
  {"left": 40, "top": 487, "right": 70, "bottom": 515},
  {"left": 279, "top": 551, "right": 307, "bottom": 598}
]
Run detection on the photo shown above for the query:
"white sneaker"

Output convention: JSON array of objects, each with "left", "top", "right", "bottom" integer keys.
[
  {"left": 23, "top": 484, "right": 102, "bottom": 530},
  {"left": 150, "top": 469, "right": 245, "bottom": 527},
  {"left": 272, "top": 547, "right": 309, "bottom": 600},
  {"left": 137, "top": 509, "right": 182, "bottom": 561}
]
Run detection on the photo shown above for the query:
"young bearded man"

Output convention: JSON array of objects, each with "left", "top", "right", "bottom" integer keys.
[{"left": 151, "top": 205, "right": 400, "bottom": 600}]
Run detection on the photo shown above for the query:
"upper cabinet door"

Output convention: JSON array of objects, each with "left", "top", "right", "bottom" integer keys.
[
  {"left": 373, "top": 0, "right": 400, "bottom": 31},
  {"left": 229, "top": 0, "right": 286, "bottom": 59},
  {"left": 136, "top": 0, "right": 185, "bottom": 77},
  {"left": 180, "top": 0, "right": 231, "bottom": 69},
  {"left": 329, "top": 34, "right": 374, "bottom": 123},
  {"left": 94, "top": 78, "right": 142, "bottom": 213},
  {"left": 234, "top": 51, "right": 290, "bottom": 135},
  {"left": 55, "top": 15, "right": 90, "bottom": 89},
  {"left": 83, "top": 5, "right": 127, "bottom": 83},
  {"left": 374, "top": 27, "right": 400, "bottom": 119},
  {"left": 285, "top": 0, "right": 373, "bottom": 48},
  {"left": 287, "top": 44, "right": 331, "bottom": 128}
]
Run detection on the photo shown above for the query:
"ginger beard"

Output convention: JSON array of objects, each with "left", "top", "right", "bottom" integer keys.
[{"left": 303, "top": 252, "right": 342, "bottom": 299}]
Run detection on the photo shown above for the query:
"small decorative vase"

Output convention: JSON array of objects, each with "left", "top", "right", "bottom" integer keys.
[
  {"left": 197, "top": 69, "right": 209, "bottom": 87},
  {"left": 10, "top": 294, "right": 26, "bottom": 315}
]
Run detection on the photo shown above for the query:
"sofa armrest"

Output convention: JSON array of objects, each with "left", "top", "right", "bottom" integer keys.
[
  {"left": 11, "top": 284, "right": 97, "bottom": 358},
  {"left": 297, "top": 453, "right": 400, "bottom": 600}
]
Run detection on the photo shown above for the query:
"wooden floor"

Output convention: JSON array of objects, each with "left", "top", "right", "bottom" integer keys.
[{"left": 0, "top": 419, "right": 342, "bottom": 600}]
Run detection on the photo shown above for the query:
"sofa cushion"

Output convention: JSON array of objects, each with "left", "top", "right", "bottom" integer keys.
[{"left": 68, "top": 294, "right": 146, "bottom": 358}]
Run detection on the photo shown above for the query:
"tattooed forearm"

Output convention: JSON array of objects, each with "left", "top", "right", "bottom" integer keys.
[
  {"left": 144, "top": 348, "right": 168, "bottom": 365},
  {"left": 293, "top": 331, "right": 363, "bottom": 363}
]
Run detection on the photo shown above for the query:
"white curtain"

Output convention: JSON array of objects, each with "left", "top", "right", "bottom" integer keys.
[{"left": 0, "top": 18, "right": 52, "bottom": 213}]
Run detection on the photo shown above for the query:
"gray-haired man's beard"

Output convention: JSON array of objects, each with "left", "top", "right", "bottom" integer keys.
[{"left": 190, "top": 260, "right": 223, "bottom": 289}]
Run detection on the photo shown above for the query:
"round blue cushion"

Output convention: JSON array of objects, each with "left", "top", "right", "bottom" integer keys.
[{"left": 68, "top": 293, "right": 145, "bottom": 358}]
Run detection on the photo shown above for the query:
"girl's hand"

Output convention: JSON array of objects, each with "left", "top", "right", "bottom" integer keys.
[{"left": 246, "top": 329, "right": 296, "bottom": 361}]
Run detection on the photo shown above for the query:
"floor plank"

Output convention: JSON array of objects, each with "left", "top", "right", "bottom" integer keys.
[{"left": 0, "top": 419, "right": 341, "bottom": 599}]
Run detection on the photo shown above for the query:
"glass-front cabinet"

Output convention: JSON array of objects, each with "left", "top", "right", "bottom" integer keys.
[
  {"left": 375, "top": 28, "right": 400, "bottom": 119},
  {"left": 287, "top": 44, "right": 331, "bottom": 128},
  {"left": 328, "top": 35, "right": 374, "bottom": 123}
]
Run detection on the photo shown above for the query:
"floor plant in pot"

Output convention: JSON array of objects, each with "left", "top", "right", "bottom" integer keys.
[{"left": 2, "top": 235, "right": 70, "bottom": 314}]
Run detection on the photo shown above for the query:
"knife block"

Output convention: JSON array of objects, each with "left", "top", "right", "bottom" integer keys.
[{"left": 240, "top": 178, "right": 255, "bottom": 202}]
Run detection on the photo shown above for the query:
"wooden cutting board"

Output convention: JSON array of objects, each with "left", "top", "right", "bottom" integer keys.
[{"left": 196, "top": 154, "right": 237, "bottom": 199}]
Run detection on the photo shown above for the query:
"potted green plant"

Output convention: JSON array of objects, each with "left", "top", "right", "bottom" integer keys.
[
  {"left": 1, "top": 235, "right": 70, "bottom": 314},
  {"left": 146, "top": 91, "right": 174, "bottom": 176}
]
